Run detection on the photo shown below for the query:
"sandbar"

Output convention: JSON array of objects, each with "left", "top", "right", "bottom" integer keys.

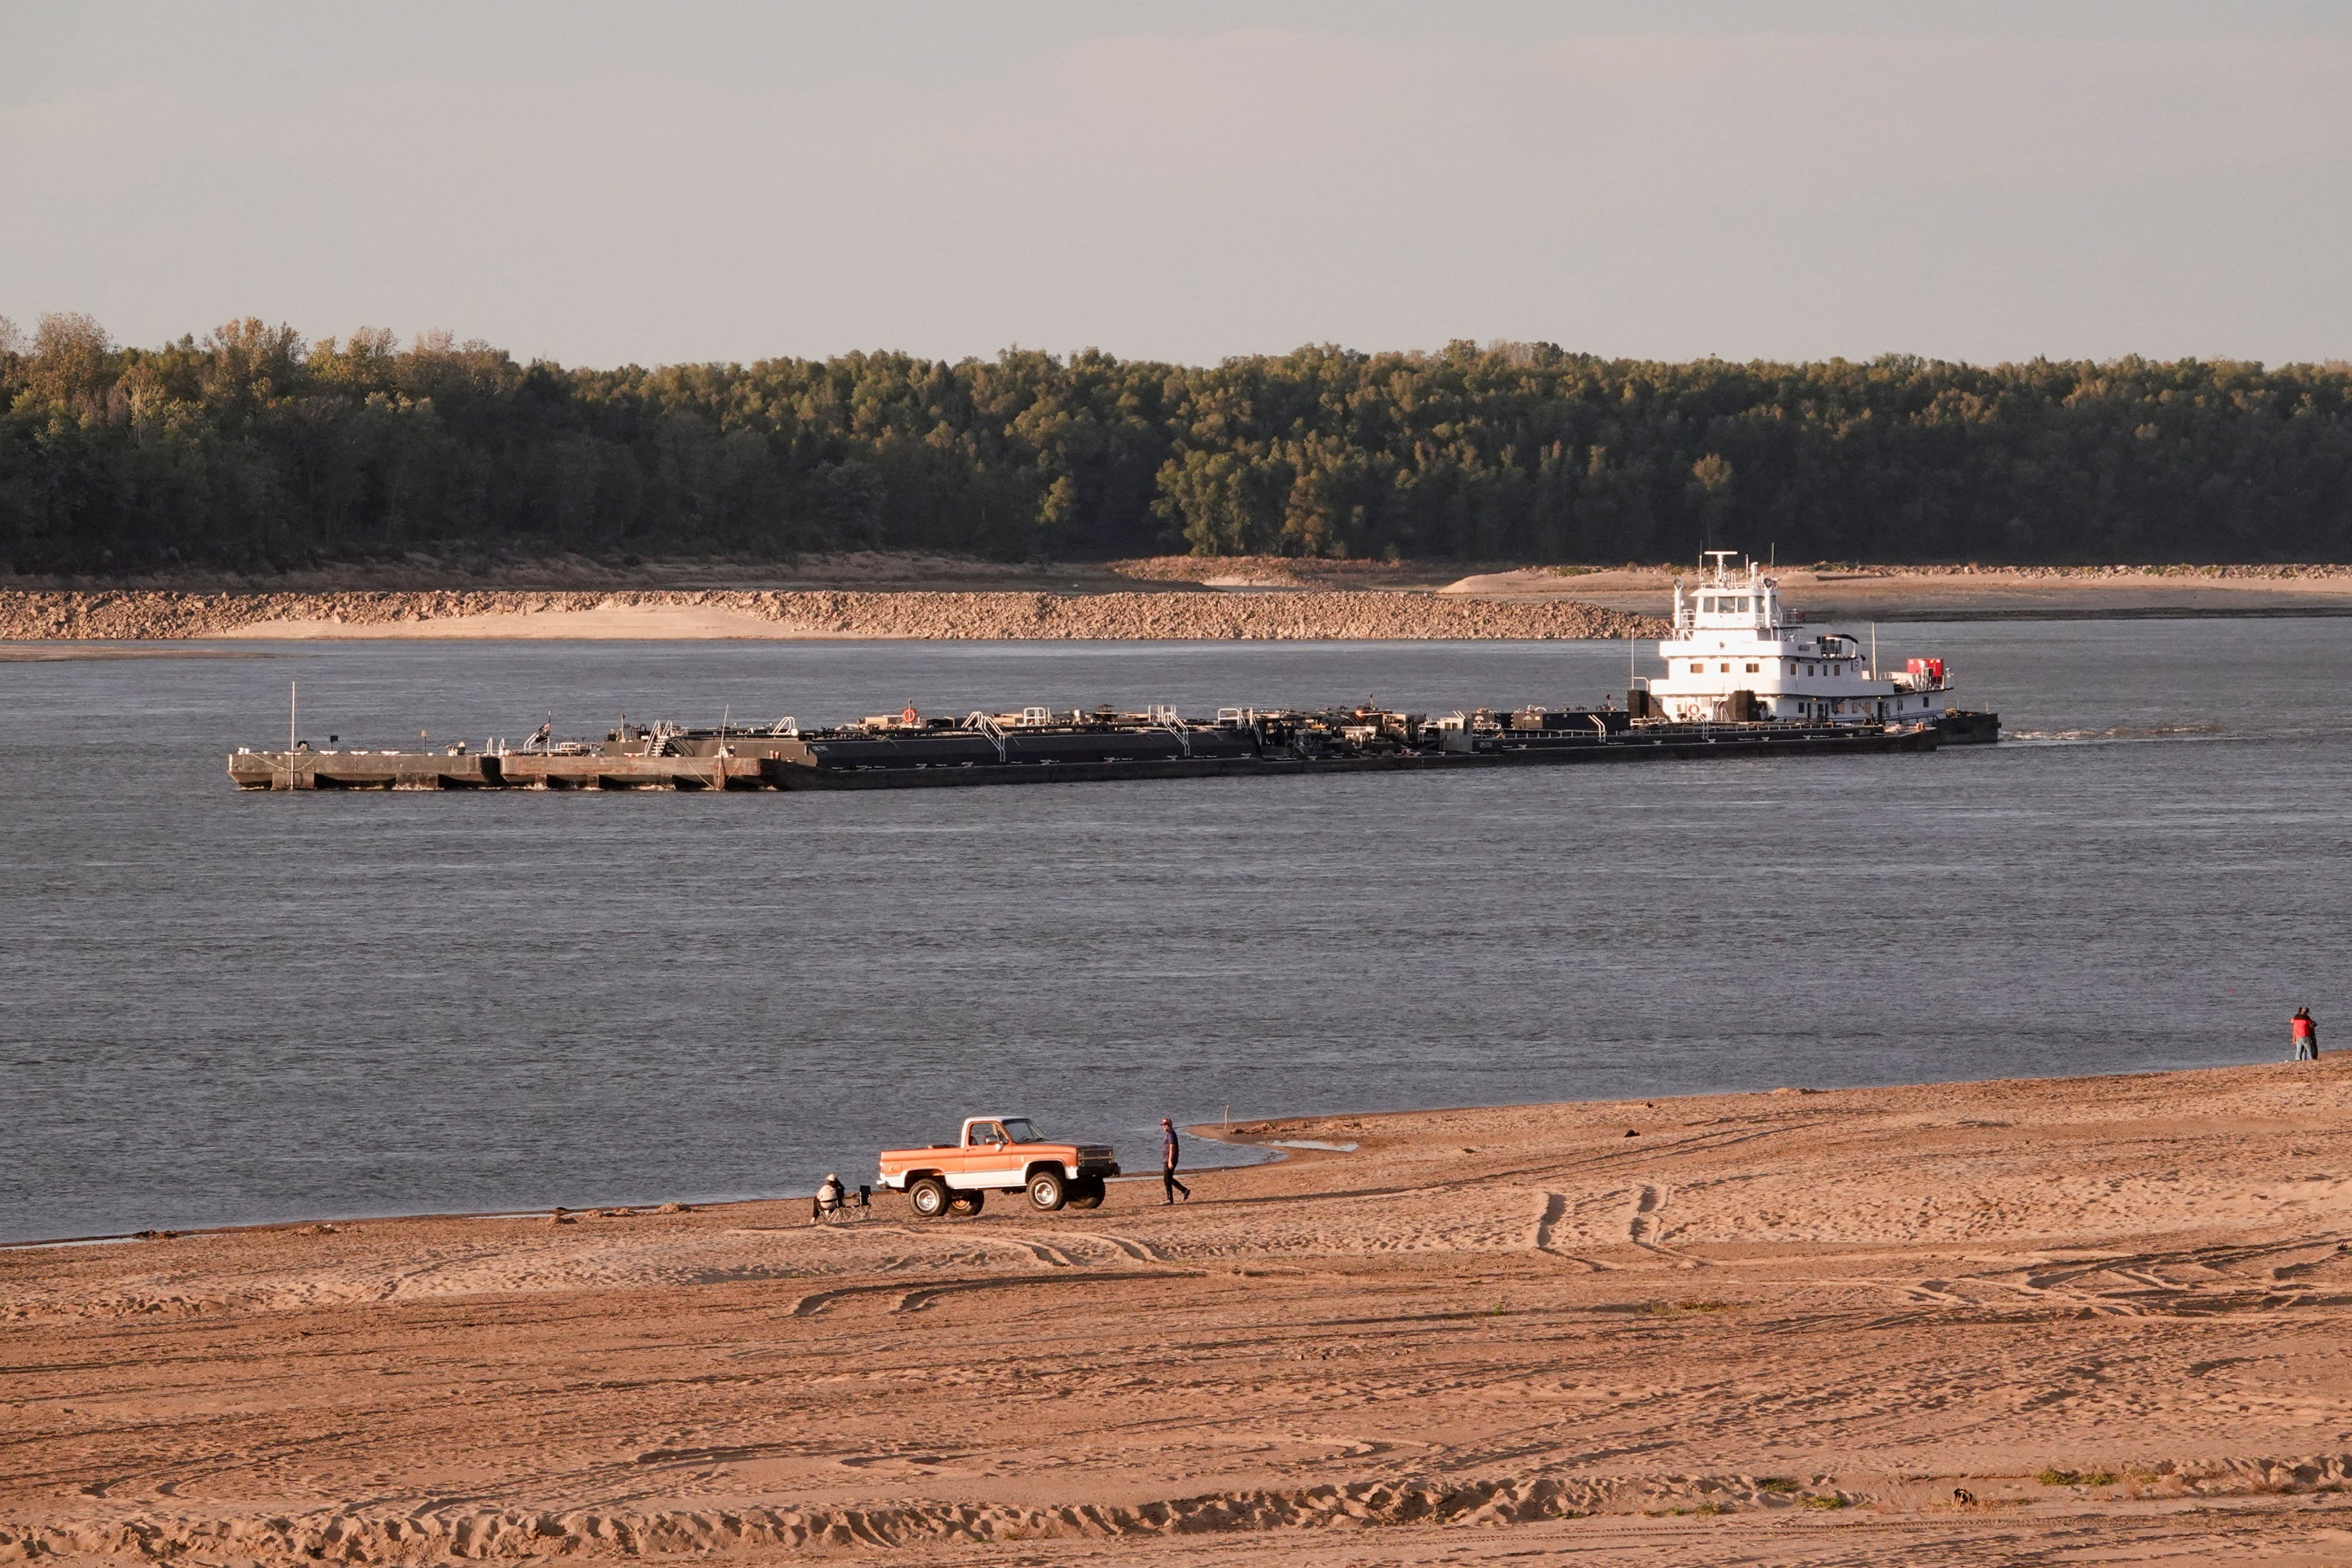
[
  {"left": 6, "top": 1060, "right": 2351, "bottom": 1566},
  {"left": 1443, "top": 564, "right": 2352, "bottom": 620},
  {"left": 226, "top": 604, "right": 846, "bottom": 640}
]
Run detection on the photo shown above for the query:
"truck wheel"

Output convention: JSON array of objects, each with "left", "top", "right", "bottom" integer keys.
[
  {"left": 907, "top": 1178, "right": 948, "bottom": 1218},
  {"left": 1067, "top": 1177, "right": 1104, "bottom": 1210},
  {"left": 948, "top": 1189, "right": 984, "bottom": 1216},
  {"left": 1027, "top": 1171, "right": 1067, "bottom": 1211}
]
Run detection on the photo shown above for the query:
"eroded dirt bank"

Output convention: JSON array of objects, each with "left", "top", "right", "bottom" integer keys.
[
  {"left": 9, "top": 1059, "right": 2352, "bottom": 1566},
  {"left": 0, "top": 589, "right": 1661, "bottom": 642}
]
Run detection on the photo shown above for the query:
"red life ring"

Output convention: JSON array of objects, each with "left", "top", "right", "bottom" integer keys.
[{"left": 901, "top": 704, "right": 920, "bottom": 725}]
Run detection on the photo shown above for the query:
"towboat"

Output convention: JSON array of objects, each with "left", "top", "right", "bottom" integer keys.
[{"left": 1636, "top": 553, "right": 1996, "bottom": 743}]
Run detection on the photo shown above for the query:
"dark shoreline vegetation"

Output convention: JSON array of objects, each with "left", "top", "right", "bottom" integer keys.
[{"left": 4, "top": 313, "right": 2349, "bottom": 575}]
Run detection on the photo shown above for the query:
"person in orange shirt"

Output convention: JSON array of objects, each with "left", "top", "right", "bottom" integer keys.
[{"left": 2292, "top": 1007, "right": 2319, "bottom": 1061}]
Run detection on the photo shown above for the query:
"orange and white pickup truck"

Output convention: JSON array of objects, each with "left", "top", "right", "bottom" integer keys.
[{"left": 878, "top": 1116, "right": 1120, "bottom": 1217}]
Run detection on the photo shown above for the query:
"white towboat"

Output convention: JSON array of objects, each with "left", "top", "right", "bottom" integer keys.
[{"left": 1637, "top": 552, "right": 1982, "bottom": 734}]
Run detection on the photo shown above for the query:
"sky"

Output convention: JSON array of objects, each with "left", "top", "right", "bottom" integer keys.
[{"left": 4, "top": 2, "right": 2350, "bottom": 370}]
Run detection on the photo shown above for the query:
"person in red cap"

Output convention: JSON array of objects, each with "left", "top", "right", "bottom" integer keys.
[{"left": 2293, "top": 1007, "right": 2319, "bottom": 1061}]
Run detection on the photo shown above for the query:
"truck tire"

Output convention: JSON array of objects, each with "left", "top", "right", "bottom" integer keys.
[
  {"left": 948, "top": 1189, "right": 984, "bottom": 1216},
  {"left": 907, "top": 1178, "right": 949, "bottom": 1218},
  {"left": 1067, "top": 1176, "right": 1104, "bottom": 1210},
  {"left": 1027, "top": 1170, "right": 1067, "bottom": 1211}
]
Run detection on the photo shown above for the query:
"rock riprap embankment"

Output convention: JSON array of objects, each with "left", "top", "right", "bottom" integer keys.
[{"left": 0, "top": 589, "right": 1665, "bottom": 642}]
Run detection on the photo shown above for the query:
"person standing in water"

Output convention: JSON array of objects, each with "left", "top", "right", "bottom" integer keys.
[
  {"left": 1160, "top": 1118, "right": 1191, "bottom": 1204},
  {"left": 2293, "top": 1007, "right": 2319, "bottom": 1061}
]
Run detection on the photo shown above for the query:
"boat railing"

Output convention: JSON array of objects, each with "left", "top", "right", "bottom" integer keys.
[{"left": 963, "top": 711, "right": 1010, "bottom": 761}]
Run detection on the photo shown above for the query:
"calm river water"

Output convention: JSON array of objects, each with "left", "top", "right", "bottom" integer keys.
[{"left": 6, "top": 620, "right": 2350, "bottom": 1242}]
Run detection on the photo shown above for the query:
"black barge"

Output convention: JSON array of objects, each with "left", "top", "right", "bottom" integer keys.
[{"left": 230, "top": 700, "right": 1999, "bottom": 791}]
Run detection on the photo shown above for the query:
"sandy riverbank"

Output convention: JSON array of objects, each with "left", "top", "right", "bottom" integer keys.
[
  {"left": 0, "top": 589, "right": 1658, "bottom": 643},
  {"left": 7, "top": 560, "right": 2351, "bottom": 641},
  {"left": 1444, "top": 563, "right": 2352, "bottom": 620},
  {"left": 9, "top": 1060, "right": 2352, "bottom": 1566}
]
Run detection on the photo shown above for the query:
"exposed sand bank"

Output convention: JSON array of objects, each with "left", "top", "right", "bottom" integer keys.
[
  {"left": 9, "top": 1059, "right": 2352, "bottom": 1566},
  {"left": 7, "top": 560, "right": 2350, "bottom": 640},
  {"left": 1443, "top": 563, "right": 2352, "bottom": 620},
  {"left": 231, "top": 602, "right": 826, "bottom": 641},
  {"left": 0, "top": 589, "right": 1660, "bottom": 643}
]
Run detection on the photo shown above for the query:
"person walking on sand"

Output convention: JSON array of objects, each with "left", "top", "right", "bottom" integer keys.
[
  {"left": 1161, "top": 1118, "right": 1191, "bottom": 1205},
  {"left": 2293, "top": 1007, "right": 2319, "bottom": 1062}
]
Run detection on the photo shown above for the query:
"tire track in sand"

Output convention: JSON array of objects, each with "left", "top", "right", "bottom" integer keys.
[
  {"left": 1530, "top": 1193, "right": 1612, "bottom": 1271},
  {"left": 1626, "top": 1184, "right": 1712, "bottom": 1268}
]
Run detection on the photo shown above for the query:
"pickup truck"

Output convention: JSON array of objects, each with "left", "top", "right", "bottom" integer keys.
[{"left": 878, "top": 1116, "right": 1119, "bottom": 1217}]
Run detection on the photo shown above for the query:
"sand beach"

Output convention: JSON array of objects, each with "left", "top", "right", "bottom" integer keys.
[
  {"left": 1441, "top": 563, "right": 2352, "bottom": 620},
  {"left": 0, "top": 588, "right": 1657, "bottom": 644},
  {"left": 5, "top": 560, "right": 2350, "bottom": 644},
  {"left": 8, "top": 1059, "right": 2352, "bottom": 1566}
]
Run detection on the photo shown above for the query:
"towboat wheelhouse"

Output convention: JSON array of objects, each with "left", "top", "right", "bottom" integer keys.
[{"left": 1641, "top": 553, "right": 1959, "bottom": 726}]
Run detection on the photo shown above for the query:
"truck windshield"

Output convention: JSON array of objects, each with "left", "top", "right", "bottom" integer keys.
[{"left": 1000, "top": 1118, "right": 1041, "bottom": 1143}]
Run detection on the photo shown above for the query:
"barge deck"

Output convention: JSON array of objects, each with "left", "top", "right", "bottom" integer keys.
[{"left": 231, "top": 703, "right": 1993, "bottom": 791}]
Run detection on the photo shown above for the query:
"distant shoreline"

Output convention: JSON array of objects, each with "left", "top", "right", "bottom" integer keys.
[
  {"left": 8, "top": 560, "right": 2352, "bottom": 640},
  {"left": 0, "top": 589, "right": 1661, "bottom": 643}
]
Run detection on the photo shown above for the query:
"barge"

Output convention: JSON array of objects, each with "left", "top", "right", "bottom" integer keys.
[
  {"left": 230, "top": 708, "right": 1975, "bottom": 791},
  {"left": 229, "top": 556, "right": 1998, "bottom": 792}
]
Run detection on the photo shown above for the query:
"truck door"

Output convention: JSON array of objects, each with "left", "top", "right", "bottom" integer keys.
[{"left": 953, "top": 1121, "right": 1019, "bottom": 1189}]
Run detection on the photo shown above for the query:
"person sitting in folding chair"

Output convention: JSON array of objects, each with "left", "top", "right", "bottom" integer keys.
[{"left": 811, "top": 1172, "right": 848, "bottom": 1224}]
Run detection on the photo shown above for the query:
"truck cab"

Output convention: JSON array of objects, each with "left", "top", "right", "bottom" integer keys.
[{"left": 963, "top": 1116, "right": 1025, "bottom": 1148}]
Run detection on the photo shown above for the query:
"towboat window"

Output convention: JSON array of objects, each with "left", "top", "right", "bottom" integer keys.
[
  {"left": 1744, "top": 663, "right": 1759, "bottom": 672},
  {"left": 1000, "top": 1118, "right": 1041, "bottom": 1143},
  {"left": 1690, "top": 663, "right": 1706, "bottom": 674}
]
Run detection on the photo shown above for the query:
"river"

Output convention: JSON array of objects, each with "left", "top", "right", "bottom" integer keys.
[{"left": 5, "top": 620, "right": 2347, "bottom": 1241}]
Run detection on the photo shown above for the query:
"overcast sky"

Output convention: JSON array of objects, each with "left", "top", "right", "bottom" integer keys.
[{"left": 4, "top": 2, "right": 2349, "bottom": 369}]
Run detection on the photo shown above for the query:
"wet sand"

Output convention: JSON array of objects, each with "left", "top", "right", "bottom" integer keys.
[
  {"left": 9, "top": 1059, "right": 2352, "bottom": 1565},
  {"left": 0, "top": 646, "right": 270, "bottom": 661}
]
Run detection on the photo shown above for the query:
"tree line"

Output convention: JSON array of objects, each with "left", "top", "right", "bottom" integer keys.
[{"left": 3, "top": 312, "right": 2349, "bottom": 572}]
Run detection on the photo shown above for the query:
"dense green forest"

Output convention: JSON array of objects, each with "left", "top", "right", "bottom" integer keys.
[{"left": 2, "top": 313, "right": 2349, "bottom": 572}]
